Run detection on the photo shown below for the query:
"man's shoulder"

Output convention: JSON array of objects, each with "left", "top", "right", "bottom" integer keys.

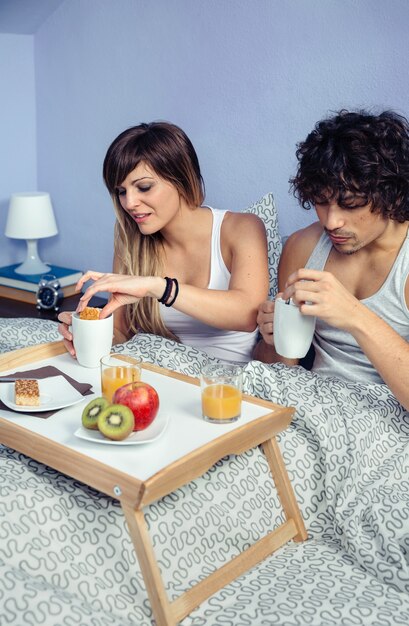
[
  {"left": 278, "top": 222, "right": 323, "bottom": 286},
  {"left": 284, "top": 221, "right": 323, "bottom": 259}
]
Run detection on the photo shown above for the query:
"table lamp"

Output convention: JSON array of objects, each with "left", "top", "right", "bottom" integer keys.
[{"left": 5, "top": 192, "right": 58, "bottom": 275}]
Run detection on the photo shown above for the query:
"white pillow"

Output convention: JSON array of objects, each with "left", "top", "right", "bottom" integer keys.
[
  {"left": 0, "top": 318, "right": 59, "bottom": 354},
  {"left": 242, "top": 192, "right": 282, "bottom": 298}
]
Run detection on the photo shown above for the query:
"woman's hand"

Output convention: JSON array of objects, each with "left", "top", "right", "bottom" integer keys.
[
  {"left": 257, "top": 296, "right": 280, "bottom": 346},
  {"left": 57, "top": 311, "right": 76, "bottom": 357},
  {"left": 75, "top": 271, "right": 167, "bottom": 319}
]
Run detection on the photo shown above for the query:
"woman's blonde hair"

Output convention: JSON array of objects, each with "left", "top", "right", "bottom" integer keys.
[{"left": 103, "top": 121, "right": 205, "bottom": 340}]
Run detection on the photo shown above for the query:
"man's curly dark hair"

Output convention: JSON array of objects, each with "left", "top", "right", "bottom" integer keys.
[{"left": 290, "top": 109, "right": 409, "bottom": 222}]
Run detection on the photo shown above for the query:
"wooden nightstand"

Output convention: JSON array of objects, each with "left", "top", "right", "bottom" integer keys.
[{"left": 0, "top": 294, "right": 107, "bottom": 321}]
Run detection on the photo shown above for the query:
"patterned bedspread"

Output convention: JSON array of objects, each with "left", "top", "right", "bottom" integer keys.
[{"left": 0, "top": 318, "right": 408, "bottom": 626}]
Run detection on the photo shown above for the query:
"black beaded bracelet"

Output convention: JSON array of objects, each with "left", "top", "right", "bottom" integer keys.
[
  {"left": 165, "top": 278, "right": 179, "bottom": 307},
  {"left": 158, "top": 277, "right": 173, "bottom": 304}
]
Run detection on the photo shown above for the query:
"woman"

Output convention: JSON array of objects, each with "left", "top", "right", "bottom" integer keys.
[{"left": 58, "top": 121, "right": 269, "bottom": 363}]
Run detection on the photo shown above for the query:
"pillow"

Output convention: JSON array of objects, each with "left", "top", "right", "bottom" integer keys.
[
  {"left": 0, "top": 318, "right": 59, "bottom": 354},
  {"left": 242, "top": 192, "right": 282, "bottom": 298}
]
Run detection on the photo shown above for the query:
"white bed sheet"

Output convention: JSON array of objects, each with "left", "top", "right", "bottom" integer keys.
[{"left": 0, "top": 321, "right": 408, "bottom": 626}]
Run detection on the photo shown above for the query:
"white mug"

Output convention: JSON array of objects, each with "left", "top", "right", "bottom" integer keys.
[
  {"left": 273, "top": 297, "right": 316, "bottom": 359},
  {"left": 71, "top": 313, "right": 114, "bottom": 368}
]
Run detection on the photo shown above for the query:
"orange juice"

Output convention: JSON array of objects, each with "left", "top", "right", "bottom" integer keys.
[
  {"left": 101, "top": 366, "right": 141, "bottom": 403},
  {"left": 201, "top": 384, "right": 242, "bottom": 421}
]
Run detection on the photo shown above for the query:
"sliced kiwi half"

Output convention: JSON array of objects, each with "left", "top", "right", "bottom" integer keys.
[
  {"left": 82, "top": 397, "right": 110, "bottom": 430},
  {"left": 98, "top": 404, "right": 134, "bottom": 441}
]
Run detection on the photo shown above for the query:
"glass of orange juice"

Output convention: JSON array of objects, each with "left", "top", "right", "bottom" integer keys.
[
  {"left": 100, "top": 353, "right": 142, "bottom": 403},
  {"left": 200, "top": 363, "right": 243, "bottom": 423}
]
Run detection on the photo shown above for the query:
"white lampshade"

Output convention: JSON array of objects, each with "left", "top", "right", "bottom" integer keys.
[
  {"left": 5, "top": 192, "right": 58, "bottom": 239},
  {"left": 5, "top": 192, "right": 58, "bottom": 275}
]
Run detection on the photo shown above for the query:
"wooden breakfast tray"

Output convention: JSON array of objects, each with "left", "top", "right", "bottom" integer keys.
[{"left": 0, "top": 341, "right": 307, "bottom": 626}]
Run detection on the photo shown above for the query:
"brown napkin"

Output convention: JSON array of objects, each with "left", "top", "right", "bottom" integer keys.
[{"left": 0, "top": 366, "right": 93, "bottom": 418}]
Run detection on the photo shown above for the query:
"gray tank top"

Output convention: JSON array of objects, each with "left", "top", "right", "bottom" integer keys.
[{"left": 305, "top": 229, "right": 409, "bottom": 383}]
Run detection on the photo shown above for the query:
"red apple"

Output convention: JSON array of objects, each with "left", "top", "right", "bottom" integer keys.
[{"left": 113, "top": 382, "right": 159, "bottom": 431}]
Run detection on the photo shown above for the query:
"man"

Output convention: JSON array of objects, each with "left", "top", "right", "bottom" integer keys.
[{"left": 254, "top": 109, "right": 409, "bottom": 410}]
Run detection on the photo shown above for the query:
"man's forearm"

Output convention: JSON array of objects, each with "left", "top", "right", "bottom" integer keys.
[
  {"left": 350, "top": 307, "right": 409, "bottom": 411},
  {"left": 252, "top": 338, "right": 299, "bottom": 366}
]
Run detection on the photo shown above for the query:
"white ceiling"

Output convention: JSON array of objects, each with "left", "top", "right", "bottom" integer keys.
[{"left": 0, "top": 0, "right": 65, "bottom": 34}]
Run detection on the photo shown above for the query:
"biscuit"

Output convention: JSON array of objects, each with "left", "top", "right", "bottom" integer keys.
[
  {"left": 15, "top": 379, "right": 40, "bottom": 407},
  {"left": 79, "top": 307, "right": 101, "bottom": 320}
]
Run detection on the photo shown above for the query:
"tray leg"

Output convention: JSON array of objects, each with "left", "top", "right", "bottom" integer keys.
[
  {"left": 121, "top": 436, "right": 307, "bottom": 625},
  {"left": 121, "top": 503, "right": 176, "bottom": 626},
  {"left": 262, "top": 436, "right": 308, "bottom": 542}
]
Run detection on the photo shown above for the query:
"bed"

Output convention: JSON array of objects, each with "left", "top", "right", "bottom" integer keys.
[{"left": 0, "top": 194, "right": 408, "bottom": 626}]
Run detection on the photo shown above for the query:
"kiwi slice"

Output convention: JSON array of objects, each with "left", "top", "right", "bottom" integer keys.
[
  {"left": 98, "top": 404, "right": 134, "bottom": 441},
  {"left": 82, "top": 397, "right": 110, "bottom": 430}
]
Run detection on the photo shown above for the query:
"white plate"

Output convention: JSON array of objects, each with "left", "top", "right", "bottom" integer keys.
[
  {"left": 74, "top": 411, "right": 169, "bottom": 445},
  {"left": 0, "top": 376, "right": 86, "bottom": 412}
]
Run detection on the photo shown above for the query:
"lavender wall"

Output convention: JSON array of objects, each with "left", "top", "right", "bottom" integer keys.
[
  {"left": 2, "top": 0, "right": 409, "bottom": 272},
  {"left": 0, "top": 34, "right": 37, "bottom": 266}
]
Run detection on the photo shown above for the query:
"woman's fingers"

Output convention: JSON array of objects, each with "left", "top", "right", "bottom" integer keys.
[
  {"left": 57, "top": 321, "right": 70, "bottom": 339},
  {"left": 77, "top": 275, "right": 121, "bottom": 307},
  {"left": 97, "top": 300, "right": 121, "bottom": 319},
  {"left": 261, "top": 321, "right": 274, "bottom": 335},
  {"left": 57, "top": 312, "right": 73, "bottom": 338},
  {"left": 75, "top": 270, "right": 107, "bottom": 291},
  {"left": 56, "top": 311, "right": 76, "bottom": 357},
  {"left": 57, "top": 322, "right": 75, "bottom": 357},
  {"left": 257, "top": 300, "right": 275, "bottom": 345},
  {"left": 62, "top": 337, "right": 76, "bottom": 357}
]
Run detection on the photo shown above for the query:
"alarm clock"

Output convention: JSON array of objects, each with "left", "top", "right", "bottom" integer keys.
[{"left": 36, "top": 274, "right": 64, "bottom": 311}]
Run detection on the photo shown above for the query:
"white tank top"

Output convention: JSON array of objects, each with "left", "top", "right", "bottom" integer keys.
[
  {"left": 160, "top": 207, "right": 258, "bottom": 364},
  {"left": 305, "top": 228, "right": 409, "bottom": 383}
]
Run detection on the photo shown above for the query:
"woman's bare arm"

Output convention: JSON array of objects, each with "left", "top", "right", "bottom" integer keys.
[{"left": 76, "top": 213, "right": 270, "bottom": 333}]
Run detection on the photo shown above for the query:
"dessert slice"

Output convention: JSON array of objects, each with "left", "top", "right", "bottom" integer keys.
[
  {"left": 15, "top": 379, "right": 40, "bottom": 407},
  {"left": 79, "top": 307, "right": 101, "bottom": 320}
]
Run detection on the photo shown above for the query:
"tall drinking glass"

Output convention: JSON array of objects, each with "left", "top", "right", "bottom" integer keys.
[
  {"left": 100, "top": 353, "right": 142, "bottom": 403},
  {"left": 200, "top": 363, "right": 243, "bottom": 423}
]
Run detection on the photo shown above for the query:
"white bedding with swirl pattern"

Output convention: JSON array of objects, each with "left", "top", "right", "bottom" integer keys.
[{"left": 0, "top": 317, "right": 408, "bottom": 626}]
